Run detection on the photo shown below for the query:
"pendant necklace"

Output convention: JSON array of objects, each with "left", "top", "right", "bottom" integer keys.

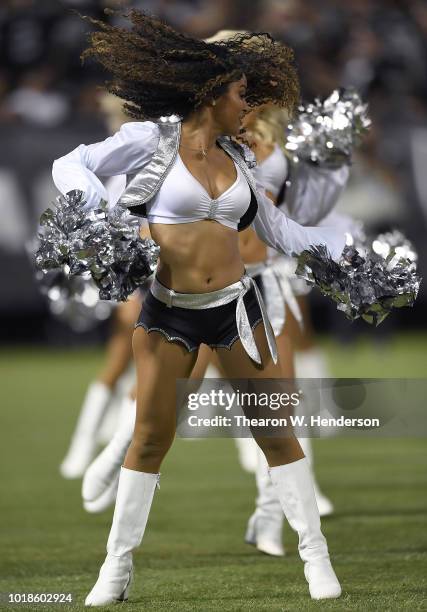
[{"left": 180, "top": 143, "right": 208, "bottom": 159}]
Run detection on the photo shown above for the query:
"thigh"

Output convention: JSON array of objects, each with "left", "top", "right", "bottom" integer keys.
[
  {"left": 132, "top": 327, "right": 198, "bottom": 438},
  {"left": 284, "top": 295, "right": 315, "bottom": 351},
  {"left": 184, "top": 343, "right": 216, "bottom": 405},
  {"left": 216, "top": 321, "right": 283, "bottom": 379},
  {"left": 276, "top": 330, "right": 295, "bottom": 379},
  {"left": 216, "top": 323, "right": 301, "bottom": 464},
  {"left": 112, "top": 295, "right": 142, "bottom": 334},
  {"left": 189, "top": 343, "right": 213, "bottom": 379},
  {"left": 190, "top": 343, "right": 227, "bottom": 379}
]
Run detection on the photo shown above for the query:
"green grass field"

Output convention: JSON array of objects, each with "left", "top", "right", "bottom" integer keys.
[{"left": 1, "top": 333, "right": 426, "bottom": 611}]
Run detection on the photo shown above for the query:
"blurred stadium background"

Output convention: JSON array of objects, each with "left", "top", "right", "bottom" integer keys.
[{"left": 1, "top": 2, "right": 426, "bottom": 610}]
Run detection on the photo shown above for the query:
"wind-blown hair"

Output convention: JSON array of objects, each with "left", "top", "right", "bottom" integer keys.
[
  {"left": 205, "top": 31, "right": 291, "bottom": 150},
  {"left": 82, "top": 10, "right": 300, "bottom": 121}
]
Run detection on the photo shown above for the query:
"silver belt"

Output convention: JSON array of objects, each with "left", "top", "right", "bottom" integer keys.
[
  {"left": 150, "top": 275, "right": 277, "bottom": 365},
  {"left": 245, "top": 261, "right": 268, "bottom": 277},
  {"left": 245, "top": 260, "right": 303, "bottom": 335}
]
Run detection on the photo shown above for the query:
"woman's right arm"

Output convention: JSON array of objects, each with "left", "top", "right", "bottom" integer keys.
[{"left": 52, "top": 121, "right": 160, "bottom": 208}]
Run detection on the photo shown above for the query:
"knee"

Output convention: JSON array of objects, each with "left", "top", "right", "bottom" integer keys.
[
  {"left": 255, "top": 437, "right": 289, "bottom": 457},
  {"left": 130, "top": 428, "right": 174, "bottom": 464},
  {"left": 255, "top": 435, "right": 304, "bottom": 466}
]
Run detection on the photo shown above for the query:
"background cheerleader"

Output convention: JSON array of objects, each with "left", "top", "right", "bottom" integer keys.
[{"left": 59, "top": 94, "right": 142, "bottom": 479}]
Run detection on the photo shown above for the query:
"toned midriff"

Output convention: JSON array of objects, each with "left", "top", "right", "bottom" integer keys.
[
  {"left": 150, "top": 219, "right": 245, "bottom": 293},
  {"left": 238, "top": 227, "right": 268, "bottom": 264}
]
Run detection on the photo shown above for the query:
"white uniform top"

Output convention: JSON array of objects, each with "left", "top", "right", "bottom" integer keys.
[
  {"left": 52, "top": 121, "right": 345, "bottom": 261},
  {"left": 253, "top": 144, "right": 287, "bottom": 199},
  {"left": 146, "top": 153, "right": 250, "bottom": 230}
]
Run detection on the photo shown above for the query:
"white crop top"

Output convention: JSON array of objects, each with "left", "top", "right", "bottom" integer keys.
[
  {"left": 52, "top": 120, "right": 346, "bottom": 262},
  {"left": 253, "top": 144, "right": 288, "bottom": 199},
  {"left": 146, "top": 153, "right": 251, "bottom": 230}
]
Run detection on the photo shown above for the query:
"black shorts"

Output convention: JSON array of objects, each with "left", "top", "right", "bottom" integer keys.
[{"left": 135, "top": 274, "right": 264, "bottom": 352}]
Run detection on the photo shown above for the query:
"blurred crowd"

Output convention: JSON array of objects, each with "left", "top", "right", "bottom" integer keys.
[{"left": 1, "top": 0, "right": 427, "bottom": 338}]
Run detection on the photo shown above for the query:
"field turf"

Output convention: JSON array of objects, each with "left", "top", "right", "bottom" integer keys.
[{"left": 1, "top": 333, "right": 426, "bottom": 611}]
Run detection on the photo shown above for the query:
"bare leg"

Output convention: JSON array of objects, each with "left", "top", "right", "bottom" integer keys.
[
  {"left": 276, "top": 329, "right": 295, "bottom": 378},
  {"left": 189, "top": 343, "right": 213, "bottom": 379},
  {"left": 245, "top": 328, "right": 295, "bottom": 556},
  {"left": 82, "top": 343, "right": 212, "bottom": 510},
  {"left": 98, "top": 297, "right": 141, "bottom": 389},
  {"left": 85, "top": 329, "right": 198, "bottom": 606},
  {"left": 284, "top": 297, "right": 335, "bottom": 516},
  {"left": 125, "top": 328, "right": 198, "bottom": 473},
  {"left": 284, "top": 296, "right": 315, "bottom": 352},
  {"left": 216, "top": 327, "right": 341, "bottom": 600},
  {"left": 60, "top": 298, "right": 141, "bottom": 479},
  {"left": 215, "top": 323, "right": 304, "bottom": 466}
]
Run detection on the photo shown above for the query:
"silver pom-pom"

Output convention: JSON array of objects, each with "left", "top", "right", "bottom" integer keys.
[
  {"left": 36, "top": 269, "right": 115, "bottom": 332},
  {"left": 286, "top": 88, "right": 371, "bottom": 167},
  {"left": 372, "top": 229, "right": 418, "bottom": 263},
  {"left": 27, "top": 235, "right": 114, "bottom": 331},
  {"left": 295, "top": 232, "right": 421, "bottom": 325},
  {"left": 35, "top": 190, "right": 159, "bottom": 301}
]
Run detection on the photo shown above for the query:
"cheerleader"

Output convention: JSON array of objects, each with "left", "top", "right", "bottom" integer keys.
[
  {"left": 59, "top": 94, "right": 141, "bottom": 479},
  {"left": 52, "top": 11, "right": 345, "bottom": 604},
  {"left": 59, "top": 295, "right": 139, "bottom": 478}
]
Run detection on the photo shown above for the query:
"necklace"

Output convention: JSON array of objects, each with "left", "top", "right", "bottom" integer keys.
[{"left": 180, "top": 143, "right": 208, "bottom": 158}]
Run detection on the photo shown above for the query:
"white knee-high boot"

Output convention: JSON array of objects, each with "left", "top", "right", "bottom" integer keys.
[
  {"left": 294, "top": 347, "right": 330, "bottom": 379},
  {"left": 245, "top": 448, "right": 285, "bottom": 556},
  {"left": 269, "top": 458, "right": 341, "bottom": 600},
  {"left": 60, "top": 381, "right": 112, "bottom": 479},
  {"left": 96, "top": 366, "right": 135, "bottom": 446},
  {"left": 85, "top": 467, "right": 159, "bottom": 607},
  {"left": 298, "top": 437, "right": 334, "bottom": 517},
  {"left": 84, "top": 473, "right": 120, "bottom": 514},
  {"left": 82, "top": 396, "right": 136, "bottom": 506},
  {"left": 234, "top": 437, "right": 259, "bottom": 473}
]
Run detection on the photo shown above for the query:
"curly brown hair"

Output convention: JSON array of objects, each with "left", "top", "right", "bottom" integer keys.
[{"left": 82, "top": 9, "right": 300, "bottom": 121}]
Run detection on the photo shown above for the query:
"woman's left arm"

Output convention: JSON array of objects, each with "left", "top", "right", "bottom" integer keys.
[
  {"left": 279, "top": 161, "right": 350, "bottom": 226},
  {"left": 252, "top": 186, "right": 346, "bottom": 262}
]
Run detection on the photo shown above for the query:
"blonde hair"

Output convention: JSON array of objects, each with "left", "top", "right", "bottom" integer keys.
[{"left": 244, "top": 104, "right": 289, "bottom": 149}]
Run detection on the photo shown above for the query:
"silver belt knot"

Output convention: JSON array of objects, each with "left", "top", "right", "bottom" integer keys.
[
  {"left": 236, "top": 275, "right": 277, "bottom": 366},
  {"left": 246, "top": 259, "right": 303, "bottom": 335}
]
